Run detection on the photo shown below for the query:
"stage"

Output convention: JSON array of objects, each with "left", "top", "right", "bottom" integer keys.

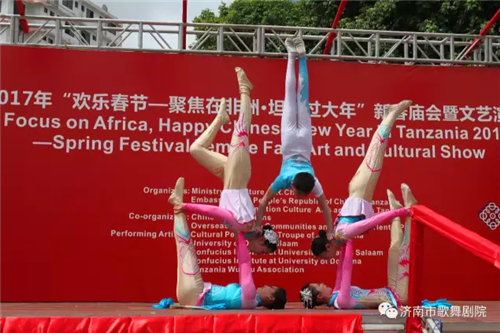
[{"left": 1, "top": 302, "right": 499, "bottom": 333}]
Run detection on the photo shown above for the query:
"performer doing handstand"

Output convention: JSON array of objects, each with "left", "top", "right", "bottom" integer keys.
[{"left": 255, "top": 36, "right": 334, "bottom": 238}]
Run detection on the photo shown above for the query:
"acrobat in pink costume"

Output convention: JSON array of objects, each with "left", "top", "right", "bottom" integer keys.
[
  {"left": 305, "top": 99, "right": 413, "bottom": 309},
  {"left": 330, "top": 100, "right": 413, "bottom": 309},
  {"left": 175, "top": 68, "right": 279, "bottom": 252},
  {"left": 168, "top": 177, "right": 259, "bottom": 309},
  {"left": 183, "top": 67, "right": 254, "bottom": 232},
  {"left": 332, "top": 186, "right": 417, "bottom": 309},
  {"left": 301, "top": 186, "right": 416, "bottom": 309}
]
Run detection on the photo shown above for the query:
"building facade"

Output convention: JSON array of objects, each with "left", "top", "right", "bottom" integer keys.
[{"left": 0, "top": 0, "right": 121, "bottom": 46}]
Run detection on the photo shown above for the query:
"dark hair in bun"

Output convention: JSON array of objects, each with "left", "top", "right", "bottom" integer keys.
[
  {"left": 262, "top": 225, "right": 278, "bottom": 253},
  {"left": 311, "top": 229, "right": 330, "bottom": 256}
]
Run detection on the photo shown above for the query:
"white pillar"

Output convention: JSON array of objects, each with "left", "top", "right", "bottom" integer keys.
[
  {"left": 1, "top": 0, "right": 15, "bottom": 14},
  {"left": 2, "top": 1, "right": 24, "bottom": 44},
  {"left": 0, "top": 1, "right": 16, "bottom": 43}
]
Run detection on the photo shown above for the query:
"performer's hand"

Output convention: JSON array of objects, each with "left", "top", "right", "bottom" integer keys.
[
  {"left": 253, "top": 225, "right": 263, "bottom": 234},
  {"left": 327, "top": 232, "right": 335, "bottom": 241},
  {"left": 335, "top": 232, "right": 352, "bottom": 242},
  {"left": 173, "top": 204, "right": 184, "bottom": 214}
]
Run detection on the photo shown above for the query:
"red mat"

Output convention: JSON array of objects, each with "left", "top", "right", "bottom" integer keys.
[{"left": 0, "top": 314, "right": 363, "bottom": 333}]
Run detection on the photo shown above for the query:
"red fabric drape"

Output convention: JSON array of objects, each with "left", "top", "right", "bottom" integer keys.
[
  {"left": 411, "top": 205, "right": 500, "bottom": 269},
  {"left": 406, "top": 205, "right": 500, "bottom": 333},
  {"left": 0, "top": 314, "right": 363, "bottom": 333}
]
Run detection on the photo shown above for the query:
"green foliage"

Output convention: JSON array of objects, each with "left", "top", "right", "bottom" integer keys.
[{"left": 191, "top": 0, "right": 500, "bottom": 56}]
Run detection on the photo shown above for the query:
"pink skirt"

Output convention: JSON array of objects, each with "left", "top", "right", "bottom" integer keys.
[
  {"left": 339, "top": 197, "right": 374, "bottom": 219},
  {"left": 219, "top": 189, "right": 255, "bottom": 224}
]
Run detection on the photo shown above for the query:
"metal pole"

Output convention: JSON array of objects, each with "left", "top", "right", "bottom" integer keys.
[
  {"left": 463, "top": 8, "right": 500, "bottom": 60},
  {"left": 15, "top": 0, "right": 29, "bottom": 34},
  {"left": 323, "top": 0, "right": 348, "bottom": 55},
  {"left": 182, "top": 0, "right": 187, "bottom": 49}
]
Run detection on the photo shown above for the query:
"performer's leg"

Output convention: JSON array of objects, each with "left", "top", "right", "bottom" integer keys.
[
  {"left": 224, "top": 68, "right": 253, "bottom": 190},
  {"left": 168, "top": 177, "right": 205, "bottom": 305},
  {"left": 189, "top": 99, "right": 230, "bottom": 179},
  {"left": 338, "top": 207, "right": 408, "bottom": 240},
  {"left": 295, "top": 37, "right": 313, "bottom": 160},
  {"left": 354, "top": 287, "right": 399, "bottom": 309},
  {"left": 347, "top": 100, "right": 412, "bottom": 201},
  {"left": 387, "top": 189, "right": 404, "bottom": 290},
  {"left": 280, "top": 39, "right": 300, "bottom": 161},
  {"left": 395, "top": 183, "right": 418, "bottom": 304}
]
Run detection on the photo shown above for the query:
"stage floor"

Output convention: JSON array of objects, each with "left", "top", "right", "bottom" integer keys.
[{"left": 1, "top": 301, "right": 499, "bottom": 332}]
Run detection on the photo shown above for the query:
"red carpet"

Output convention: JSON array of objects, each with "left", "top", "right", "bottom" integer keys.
[{"left": 0, "top": 314, "right": 363, "bottom": 333}]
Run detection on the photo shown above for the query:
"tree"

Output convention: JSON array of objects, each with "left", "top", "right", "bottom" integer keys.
[
  {"left": 191, "top": 0, "right": 302, "bottom": 52},
  {"left": 191, "top": 0, "right": 500, "bottom": 59},
  {"left": 338, "top": 0, "right": 500, "bottom": 34}
]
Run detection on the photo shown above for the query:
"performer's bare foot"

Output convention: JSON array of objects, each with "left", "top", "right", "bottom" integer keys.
[
  {"left": 401, "top": 183, "right": 417, "bottom": 209},
  {"left": 285, "top": 38, "right": 297, "bottom": 55},
  {"left": 216, "top": 98, "right": 230, "bottom": 126},
  {"left": 293, "top": 37, "right": 306, "bottom": 57},
  {"left": 168, "top": 177, "right": 184, "bottom": 206},
  {"left": 387, "top": 189, "right": 403, "bottom": 210},
  {"left": 387, "top": 100, "right": 412, "bottom": 119},
  {"left": 235, "top": 67, "right": 253, "bottom": 94}
]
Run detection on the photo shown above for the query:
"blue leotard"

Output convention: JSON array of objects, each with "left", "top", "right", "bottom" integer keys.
[
  {"left": 328, "top": 286, "right": 398, "bottom": 310},
  {"left": 271, "top": 158, "right": 315, "bottom": 192},
  {"left": 203, "top": 283, "right": 262, "bottom": 309}
]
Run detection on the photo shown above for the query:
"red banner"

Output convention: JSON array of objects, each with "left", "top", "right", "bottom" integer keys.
[
  {"left": 1, "top": 45, "right": 499, "bottom": 303},
  {"left": 0, "top": 314, "right": 363, "bottom": 333}
]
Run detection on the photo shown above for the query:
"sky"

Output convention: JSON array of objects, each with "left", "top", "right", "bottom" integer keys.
[{"left": 92, "top": 0, "right": 234, "bottom": 49}]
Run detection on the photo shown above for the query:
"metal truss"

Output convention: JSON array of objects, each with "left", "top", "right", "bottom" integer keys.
[
  {"left": 423, "top": 317, "right": 442, "bottom": 333},
  {"left": 1, "top": 14, "right": 499, "bottom": 66}
]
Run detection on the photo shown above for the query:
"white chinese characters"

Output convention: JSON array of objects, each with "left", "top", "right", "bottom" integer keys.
[
  {"left": 64, "top": 93, "right": 148, "bottom": 112},
  {"left": 374, "top": 103, "right": 500, "bottom": 123}
]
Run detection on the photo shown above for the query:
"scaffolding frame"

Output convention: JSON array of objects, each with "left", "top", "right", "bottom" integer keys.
[{"left": 1, "top": 14, "right": 499, "bottom": 66}]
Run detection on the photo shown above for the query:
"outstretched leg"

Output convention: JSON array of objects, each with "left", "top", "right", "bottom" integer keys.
[
  {"left": 294, "top": 37, "right": 313, "bottom": 161},
  {"left": 223, "top": 68, "right": 253, "bottom": 189},
  {"left": 395, "top": 183, "right": 418, "bottom": 304},
  {"left": 189, "top": 100, "right": 230, "bottom": 179},
  {"left": 337, "top": 207, "right": 408, "bottom": 240},
  {"left": 387, "top": 189, "right": 404, "bottom": 291},
  {"left": 280, "top": 39, "right": 301, "bottom": 161},
  {"left": 169, "top": 177, "right": 205, "bottom": 305},
  {"left": 347, "top": 100, "right": 412, "bottom": 201}
]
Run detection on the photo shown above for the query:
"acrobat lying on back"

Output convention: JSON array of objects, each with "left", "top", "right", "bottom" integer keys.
[{"left": 166, "top": 177, "right": 287, "bottom": 310}]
